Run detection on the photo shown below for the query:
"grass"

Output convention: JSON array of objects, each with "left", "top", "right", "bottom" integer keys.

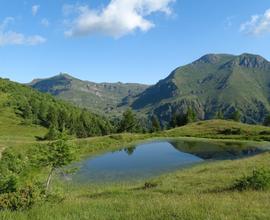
[
  {"left": 1, "top": 119, "right": 270, "bottom": 219},
  {"left": 162, "top": 119, "right": 270, "bottom": 141},
  {"left": 0, "top": 107, "right": 46, "bottom": 158},
  {"left": 1, "top": 152, "right": 270, "bottom": 219}
]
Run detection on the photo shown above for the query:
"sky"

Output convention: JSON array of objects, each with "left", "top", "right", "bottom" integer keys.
[{"left": 0, "top": 0, "right": 270, "bottom": 84}]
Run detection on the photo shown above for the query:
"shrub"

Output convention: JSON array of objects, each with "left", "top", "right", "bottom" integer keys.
[
  {"left": 259, "top": 130, "right": 270, "bottom": 135},
  {"left": 233, "top": 168, "right": 270, "bottom": 191},
  {"left": 0, "top": 184, "right": 42, "bottom": 211},
  {"left": 0, "top": 175, "right": 18, "bottom": 194},
  {"left": 219, "top": 128, "right": 242, "bottom": 135},
  {"left": 143, "top": 181, "right": 158, "bottom": 189}
]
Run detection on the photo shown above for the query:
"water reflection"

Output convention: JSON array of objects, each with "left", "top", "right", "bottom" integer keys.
[
  {"left": 70, "top": 139, "right": 268, "bottom": 183},
  {"left": 169, "top": 140, "right": 265, "bottom": 160},
  {"left": 124, "top": 146, "right": 136, "bottom": 156}
]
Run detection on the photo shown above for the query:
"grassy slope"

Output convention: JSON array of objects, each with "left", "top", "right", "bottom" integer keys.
[
  {"left": 1, "top": 120, "right": 270, "bottom": 219},
  {"left": 0, "top": 106, "right": 46, "bottom": 156},
  {"left": 162, "top": 119, "right": 270, "bottom": 140}
]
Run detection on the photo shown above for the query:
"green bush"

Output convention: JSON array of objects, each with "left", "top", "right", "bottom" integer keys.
[
  {"left": 0, "top": 184, "right": 42, "bottom": 211},
  {"left": 219, "top": 128, "right": 242, "bottom": 135},
  {"left": 233, "top": 168, "right": 270, "bottom": 191},
  {"left": 143, "top": 181, "right": 158, "bottom": 189},
  {"left": 0, "top": 175, "right": 18, "bottom": 194}
]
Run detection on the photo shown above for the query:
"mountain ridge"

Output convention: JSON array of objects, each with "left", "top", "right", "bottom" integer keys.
[
  {"left": 29, "top": 53, "right": 270, "bottom": 125},
  {"left": 131, "top": 53, "right": 270, "bottom": 124},
  {"left": 29, "top": 73, "right": 150, "bottom": 115}
]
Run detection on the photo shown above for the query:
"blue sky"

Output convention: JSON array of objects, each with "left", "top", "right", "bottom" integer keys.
[{"left": 0, "top": 0, "right": 270, "bottom": 84}]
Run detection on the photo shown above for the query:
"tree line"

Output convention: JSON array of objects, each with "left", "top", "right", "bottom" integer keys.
[{"left": 0, "top": 79, "right": 113, "bottom": 139}]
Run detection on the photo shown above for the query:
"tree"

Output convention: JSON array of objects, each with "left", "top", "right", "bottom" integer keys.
[
  {"left": 170, "top": 112, "right": 178, "bottom": 128},
  {"left": 231, "top": 110, "right": 241, "bottom": 122},
  {"left": 118, "top": 109, "right": 139, "bottom": 133},
  {"left": 263, "top": 114, "right": 270, "bottom": 126},
  {"left": 151, "top": 115, "right": 161, "bottom": 132},
  {"left": 215, "top": 110, "right": 224, "bottom": 119},
  {"left": 124, "top": 146, "right": 136, "bottom": 156},
  {"left": 35, "top": 138, "right": 76, "bottom": 193},
  {"left": 170, "top": 108, "right": 197, "bottom": 129},
  {"left": 44, "top": 125, "right": 60, "bottom": 140},
  {"left": 47, "top": 106, "right": 58, "bottom": 128},
  {"left": 21, "top": 102, "right": 32, "bottom": 120},
  {"left": 76, "top": 120, "right": 88, "bottom": 138},
  {"left": 58, "top": 109, "right": 69, "bottom": 132},
  {"left": 186, "top": 107, "right": 197, "bottom": 124}
]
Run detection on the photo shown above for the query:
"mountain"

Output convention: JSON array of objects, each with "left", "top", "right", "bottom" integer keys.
[
  {"left": 29, "top": 73, "right": 149, "bottom": 114},
  {"left": 131, "top": 53, "right": 270, "bottom": 124}
]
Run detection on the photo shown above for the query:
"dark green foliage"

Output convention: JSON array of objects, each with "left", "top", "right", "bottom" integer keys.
[
  {"left": 233, "top": 168, "right": 270, "bottom": 191},
  {"left": 170, "top": 113, "right": 187, "bottom": 128},
  {"left": 0, "top": 175, "right": 18, "bottom": 194},
  {"left": 44, "top": 125, "right": 60, "bottom": 140},
  {"left": 0, "top": 150, "right": 25, "bottom": 175},
  {"left": 219, "top": 128, "right": 242, "bottom": 135},
  {"left": 0, "top": 78, "right": 113, "bottom": 138},
  {"left": 231, "top": 110, "right": 241, "bottom": 122},
  {"left": 186, "top": 107, "right": 197, "bottom": 123},
  {"left": 118, "top": 109, "right": 141, "bottom": 133},
  {"left": 215, "top": 110, "right": 224, "bottom": 119},
  {"left": 124, "top": 146, "right": 136, "bottom": 156},
  {"left": 170, "top": 108, "right": 197, "bottom": 128},
  {"left": 143, "top": 181, "right": 158, "bottom": 189},
  {"left": 263, "top": 114, "right": 270, "bottom": 126},
  {"left": 0, "top": 184, "right": 42, "bottom": 211},
  {"left": 0, "top": 148, "right": 43, "bottom": 211},
  {"left": 151, "top": 115, "right": 161, "bottom": 132}
]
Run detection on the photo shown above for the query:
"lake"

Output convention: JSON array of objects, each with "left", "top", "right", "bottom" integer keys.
[{"left": 70, "top": 139, "right": 269, "bottom": 183}]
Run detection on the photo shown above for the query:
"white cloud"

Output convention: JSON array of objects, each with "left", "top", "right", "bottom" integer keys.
[
  {"left": 0, "top": 17, "right": 15, "bottom": 30},
  {"left": 64, "top": 0, "right": 175, "bottom": 38},
  {"left": 0, "top": 32, "right": 46, "bottom": 46},
  {"left": 240, "top": 9, "right": 270, "bottom": 36},
  {"left": 41, "top": 18, "right": 50, "bottom": 27},
  {"left": 0, "top": 17, "right": 46, "bottom": 46},
  {"left": 32, "top": 5, "right": 40, "bottom": 16}
]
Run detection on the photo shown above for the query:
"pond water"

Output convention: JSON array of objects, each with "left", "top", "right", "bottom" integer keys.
[{"left": 70, "top": 139, "right": 268, "bottom": 183}]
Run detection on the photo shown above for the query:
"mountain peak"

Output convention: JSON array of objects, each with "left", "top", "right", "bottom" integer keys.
[
  {"left": 194, "top": 54, "right": 235, "bottom": 64},
  {"left": 56, "top": 73, "right": 75, "bottom": 80},
  {"left": 225, "top": 53, "right": 269, "bottom": 69}
]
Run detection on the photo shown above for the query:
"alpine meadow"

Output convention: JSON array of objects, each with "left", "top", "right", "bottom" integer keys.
[{"left": 1, "top": 1, "right": 270, "bottom": 220}]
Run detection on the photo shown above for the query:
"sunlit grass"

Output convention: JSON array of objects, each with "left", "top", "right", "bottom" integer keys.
[{"left": 1, "top": 119, "right": 270, "bottom": 219}]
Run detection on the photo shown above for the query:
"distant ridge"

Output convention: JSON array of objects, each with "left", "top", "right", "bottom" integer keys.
[
  {"left": 29, "top": 53, "right": 270, "bottom": 124},
  {"left": 29, "top": 73, "right": 149, "bottom": 114}
]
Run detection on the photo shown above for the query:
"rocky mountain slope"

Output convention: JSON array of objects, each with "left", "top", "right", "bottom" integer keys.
[
  {"left": 131, "top": 53, "right": 270, "bottom": 124},
  {"left": 29, "top": 73, "right": 149, "bottom": 115}
]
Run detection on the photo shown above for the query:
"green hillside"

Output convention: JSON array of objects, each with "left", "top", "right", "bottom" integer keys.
[
  {"left": 30, "top": 73, "right": 149, "bottom": 115},
  {"left": 0, "top": 78, "right": 112, "bottom": 140},
  {"left": 1, "top": 119, "right": 270, "bottom": 219},
  {"left": 132, "top": 53, "right": 270, "bottom": 124}
]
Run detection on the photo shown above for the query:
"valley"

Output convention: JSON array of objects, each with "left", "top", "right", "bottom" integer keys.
[
  {"left": 30, "top": 53, "right": 270, "bottom": 125},
  {"left": 1, "top": 54, "right": 270, "bottom": 219},
  {"left": 2, "top": 1, "right": 270, "bottom": 219}
]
